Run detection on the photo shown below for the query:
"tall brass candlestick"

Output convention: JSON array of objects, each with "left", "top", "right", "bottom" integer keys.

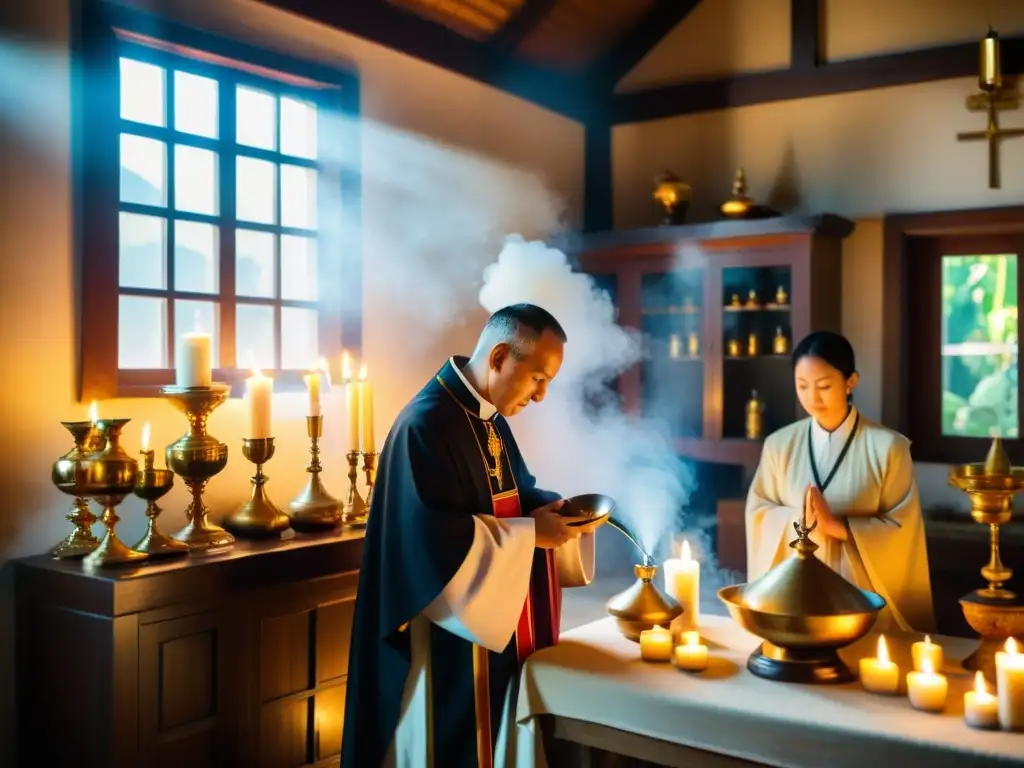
[
  {"left": 342, "top": 450, "right": 367, "bottom": 527},
  {"left": 132, "top": 449, "right": 188, "bottom": 557},
  {"left": 50, "top": 420, "right": 103, "bottom": 558},
  {"left": 225, "top": 437, "right": 292, "bottom": 538},
  {"left": 362, "top": 451, "right": 378, "bottom": 510},
  {"left": 161, "top": 384, "right": 234, "bottom": 551},
  {"left": 289, "top": 415, "right": 341, "bottom": 531}
]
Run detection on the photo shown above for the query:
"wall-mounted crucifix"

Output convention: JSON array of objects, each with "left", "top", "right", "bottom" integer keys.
[{"left": 956, "top": 29, "right": 1023, "bottom": 189}]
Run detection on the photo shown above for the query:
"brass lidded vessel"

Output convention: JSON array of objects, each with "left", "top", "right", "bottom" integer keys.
[
  {"left": 607, "top": 562, "right": 683, "bottom": 642},
  {"left": 719, "top": 494, "right": 886, "bottom": 683}
]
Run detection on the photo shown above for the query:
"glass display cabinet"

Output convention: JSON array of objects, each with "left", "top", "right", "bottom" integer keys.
[{"left": 565, "top": 214, "right": 854, "bottom": 468}]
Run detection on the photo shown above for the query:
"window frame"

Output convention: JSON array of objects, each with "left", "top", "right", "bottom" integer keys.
[
  {"left": 883, "top": 207, "right": 1024, "bottom": 464},
  {"left": 73, "top": 0, "right": 362, "bottom": 401}
]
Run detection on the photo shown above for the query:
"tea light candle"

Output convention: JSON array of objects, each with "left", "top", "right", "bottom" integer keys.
[
  {"left": 342, "top": 352, "right": 359, "bottom": 451},
  {"left": 911, "top": 635, "right": 944, "bottom": 672},
  {"left": 246, "top": 367, "right": 273, "bottom": 439},
  {"left": 663, "top": 539, "right": 700, "bottom": 631},
  {"left": 359, "top": 364, "right": 375, "bottom": 453},
  {"left": 674, "top": 630, "right": 709, "bottom": 672},
  {"left": 639, "top": 625, "right": 672, "bottom": 662},
  {"left": 965, "top": 671, "right": 999, "bottom": 730},
  {"left": 859, "top": 635, "right": 899, "bottom": 694},
  {"left": 996, "top": 637, "right": 1024, "bottom": 731},
  {"left": 906, "top": 658, "right": 947, "bottom": 712}
]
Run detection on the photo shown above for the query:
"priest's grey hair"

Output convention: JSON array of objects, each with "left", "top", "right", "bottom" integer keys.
[{"left": 479, "top": 303, "right": 567, "bottom": 358}]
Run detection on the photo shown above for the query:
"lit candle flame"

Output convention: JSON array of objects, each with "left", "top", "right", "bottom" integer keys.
[
  {"left": 652, "top": 625, "right": 663, "bottom": 632},
  {"left": 921, "top": 657, "right": 935, "bottom": 676},
  {"left": 681, "top": 539, "right": 691, "bottom": 561},
  {"left": 1006, "top": 637, "right": 1020, "bottom": 654},
  {"left": 359, "top": 363, "right": 368, "bottom": 381},
  {"left": 877, "top": 635, "right": 891, "bottom": 665},
  {"left": 974, "top": 670, "right": 990, "bottom": 696},
  {"left": 341, "top": 351, "right": 352, "bottom": 381},
  {"left": 683, "top": 630, "right": 700, "bottom": 648},
  {"left": 141, "top": 422, "right": 151, "bottom": 452},
  {"left": 924, "top": 635, "right": 932, "bottom": 645},
  {"left": 89, "top": 401, "right": 98, "bottom": 424}
]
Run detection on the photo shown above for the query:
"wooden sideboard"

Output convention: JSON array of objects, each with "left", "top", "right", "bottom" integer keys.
[{"left": 14, "top": 531, "right": 364, "bottom": 767}]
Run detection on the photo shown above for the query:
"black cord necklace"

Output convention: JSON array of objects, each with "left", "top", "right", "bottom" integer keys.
[{"left": 808, "top": 411, "right": 860, "bottom": 493}]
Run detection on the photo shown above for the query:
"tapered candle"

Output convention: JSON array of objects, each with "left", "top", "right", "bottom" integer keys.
[
  {"left": 140, "top": 422, "right": 154, "bottom": 470},
  {"left": 359, "top": 364, "right": 375, "bottom": 453},
  {"left": 176, "top": 312, "right": 212, "bottom": 387},
  {"left": 859, "top": 635, "right": 899, "bottom": 695},
  {"left": 674, "top": 630, "right": 708, "bottom": 672},
  {"left": 996, "top": 637, "right": 1024, "bottom": 731},
  {"left": 906, "top": 658, "right": 947, "bottom": 712},
  {"left": 639, "top": 625, "right": 672, "bottom": 662},
  {"left": 664, "top": 539, "right": 699, "bottom": 631},
  {"left": 342, "top": 352, "right": 359, "bottom": 451},
  {"left": 965, "top": 671, "right": 999, "bottom": 730},
  {"left": 911, "top": 635, "right": 943, "bottom": 672},
  {"left": 304, "top": 357, "right": 328, "bottom": 417},
  {"left": 246, "top": 367, "right": 273, "bottom": 439}
]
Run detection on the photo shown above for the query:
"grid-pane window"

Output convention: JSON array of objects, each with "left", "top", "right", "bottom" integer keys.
[{"left": 116, "top": 45, "right": 328, "bottom": 373}]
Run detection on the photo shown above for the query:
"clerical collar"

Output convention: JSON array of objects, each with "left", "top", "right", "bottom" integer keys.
[
  {"left": 448, "top": 357, "right": 497, "bottom": 420},
  {"left": 811, "top": 406, "right": 858, "bottom": 445}
]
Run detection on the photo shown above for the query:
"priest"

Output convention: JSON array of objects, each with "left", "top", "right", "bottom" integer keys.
[{"left": 340, "top": 303, "right": 596, "bottom": 768}]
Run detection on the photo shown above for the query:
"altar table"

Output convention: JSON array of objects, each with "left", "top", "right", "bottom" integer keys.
[{"left": 515, "top": 615, "right": 1024, "bottom": 768}]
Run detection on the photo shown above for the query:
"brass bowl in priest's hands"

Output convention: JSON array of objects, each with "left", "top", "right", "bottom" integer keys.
[{"left": 557, "top": 493, "right": 616, "bottom": 534}]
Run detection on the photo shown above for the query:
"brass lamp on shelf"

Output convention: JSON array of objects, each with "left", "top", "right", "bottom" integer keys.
[
  {"left": 652, "top": 170, "right": 691, "bottom": 225},
  {"left": 949, "top": 436, "right": 1024, "bottom": 682}
]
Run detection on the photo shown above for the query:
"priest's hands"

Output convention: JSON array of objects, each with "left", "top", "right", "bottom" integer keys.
[
  {"left": 806, "top": 486, "right": 849, "bottom": 542},
  {"left": 529, "top": 499, "right": 581, "bottom": 550}
]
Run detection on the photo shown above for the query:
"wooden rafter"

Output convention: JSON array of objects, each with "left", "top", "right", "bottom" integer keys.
[
  {"left": 587, "top": 0, "right": 702, "bottom": 93},
  {"left": 790, "top": 0, "right": 821, "bottom": 70},
  {"left": 262, "top": 0, "right": 591, "bottom": 120},
  {"left": 611, "top": 35, "right": 1024, "bottom": 124},
  {"left": 489, "top": 0, "right": 557, "bottom": 54}
]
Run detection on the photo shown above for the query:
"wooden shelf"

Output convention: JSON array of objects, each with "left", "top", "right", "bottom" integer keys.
[{"left": 675, "top": 437, "right": 763, "bottom": 467}]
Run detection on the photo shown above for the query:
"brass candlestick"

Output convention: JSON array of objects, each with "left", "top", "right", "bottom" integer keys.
[
  {"left": 289, "top": 415, "right": 341, "bottom": 531},
  {"left": 81, "top": 419, "right": 147, "bottom": 568},
  {"left": 161, "top": 384, "right": 234, "bottom": 551},
  {"left": 949, "top": 437, "right": 1024, "bottom": 680},
  {"left": 132, "top": 450, "right": 188, "bottom": 557},
  {"left": 342, "top": 450, "right": 367, "bottom": 527},
  {"left": 225, "top": 437, "right": 292, "bottom": 538},
  {"left": 50, "top": 420, "right": 103, "bottom": 558},
  {"left": 363, "top": 450, "right": 378, "bottom": 510}
]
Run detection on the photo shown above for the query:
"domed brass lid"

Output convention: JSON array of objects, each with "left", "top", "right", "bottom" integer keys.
[{"left": 736, "top": 506, "right": 882, "bottom": 617}]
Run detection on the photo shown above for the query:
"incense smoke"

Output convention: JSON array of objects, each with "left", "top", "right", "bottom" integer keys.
[{"left": 479, "top": 236, "right": 722, "bottom": 576}]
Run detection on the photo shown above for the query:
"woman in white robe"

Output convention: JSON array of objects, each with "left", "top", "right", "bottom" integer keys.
[{"left": 745, "top": 331, "right": 934, "bottom": 633}]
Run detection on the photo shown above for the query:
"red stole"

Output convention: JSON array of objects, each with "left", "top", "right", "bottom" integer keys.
[{"left": 492, "top": 490, "right": 561, "bottom": 664}]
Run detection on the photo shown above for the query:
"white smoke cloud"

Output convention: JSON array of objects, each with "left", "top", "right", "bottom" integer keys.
[{"left": 479, "top": 236, "right": 700, "bottom": 560}]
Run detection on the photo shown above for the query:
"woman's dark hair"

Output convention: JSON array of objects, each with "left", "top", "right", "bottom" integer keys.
[{"left": 792, "top": 331, "right": 857, "bottom": 379}]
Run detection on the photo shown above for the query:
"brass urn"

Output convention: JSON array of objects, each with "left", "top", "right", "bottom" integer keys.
[{"left": 607, "top": 563, "right": 683, "bottom": 642}]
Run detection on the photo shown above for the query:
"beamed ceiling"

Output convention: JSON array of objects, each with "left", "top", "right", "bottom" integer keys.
[{"left": 264, "top": 0, "right": 1023, "bottom": 124}]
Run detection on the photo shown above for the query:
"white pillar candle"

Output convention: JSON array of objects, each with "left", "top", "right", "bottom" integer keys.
[
  {"left": 359, "top": 364, "right": 375, "bottom": 453},
  {"left": 663, "top": 539, "right": 700, "bottom": 631},
  {"left": 176, "top": 315, "right": 212, "bottom": 387},
  {"left": 639, "top": 625, "right": 672, "bottom": 662},
  {"left": 911, "top": 635, "right": 944, "bottom": 672},
  {"left": 674, "top": 630, "right": 709, "bottom": 672},
  {"left": 342, "top": 352, "right": 359, "bottom": 452},
  {"left": 859, "top": 635, "right": 899, "bottom": 694},
  {"left": 906, "top": 658, "right": 948, "bottom": 712},
  {"left": 996, "top": 637, "right": 1024, "bottom": 731},
  {"left": 245, "top": 368, "right": 273, "bottom": 439},
  {"left": 965, "top": 671, "right": 999, "bottom": 730}
]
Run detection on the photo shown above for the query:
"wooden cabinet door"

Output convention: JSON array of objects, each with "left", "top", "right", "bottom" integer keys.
[{"left": 138, "top": 608, "right": 243, "bottom": 767}]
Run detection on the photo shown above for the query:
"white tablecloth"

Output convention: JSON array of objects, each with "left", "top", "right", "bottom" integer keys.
[{"left": 514, "top": 615, "right": 1024, "bottom": 768}]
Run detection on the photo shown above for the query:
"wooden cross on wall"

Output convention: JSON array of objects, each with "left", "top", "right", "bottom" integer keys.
[{"left": 956, "top": 92, "right": 1024, "bottom": 189}]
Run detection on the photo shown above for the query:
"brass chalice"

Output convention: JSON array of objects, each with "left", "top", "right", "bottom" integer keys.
[
  {"left": 949, "top": 437, "right": 1024, "bottom": 681},
  {"left": 81, "top": 418, "right": 147, "bottom": 568},
  {"left": 132, "top": 450, "right": 188, "bottom": 558},
  {"left": 224, "top": 438, "right": 292, "bottom": 538},
  {"left": 49, "top": 420, "right": 103, "bottom": 558},
  {"left": 288, "top": 416, "right": 341, "bottom": 531},
  {"left": 161, "top": 384, "right": 234, "bottom": 551},
  {"left": 718, "top": 501, "right": 885, "bottom": 684}
]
